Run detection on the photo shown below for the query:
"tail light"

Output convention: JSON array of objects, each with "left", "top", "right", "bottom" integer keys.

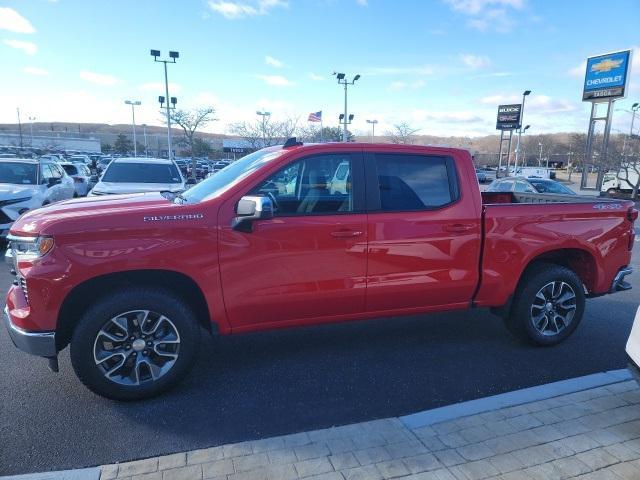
[
  {"left": 627, "top": 207, "right": 638, "bottom": 222},
  {"left": 628, "top": 207, "right": 637, "bottom": 250}
]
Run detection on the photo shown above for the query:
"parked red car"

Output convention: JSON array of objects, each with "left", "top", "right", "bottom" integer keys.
[{"left": 4, "top": 141, "right": 636, "bottom": 399}]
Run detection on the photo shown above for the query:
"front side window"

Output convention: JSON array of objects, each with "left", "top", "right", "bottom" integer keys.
[
  {"left": 252, "top": 154, "right": 353, "bottom": 215},
  {"left": 102, "top": 162, "right": 182, "bottom": 183},
  {"left": 374, "top": 154, "right": 457, "bottom": 211}
]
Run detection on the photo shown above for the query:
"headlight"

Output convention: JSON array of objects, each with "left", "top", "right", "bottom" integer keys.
[{"left": 7, "top": 235, "right": 54, "bottom": 262}]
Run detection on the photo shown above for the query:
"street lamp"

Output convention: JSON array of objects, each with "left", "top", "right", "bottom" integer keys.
[
  {"left": 28, "top": 116, "right": 36, "bottom": 146},
  {"left": 366, "top": 119, "right": 378, "bottom": 142},
  {"left": 124, "top": 100, "right": 141, "bottom": 157},
  {"left": 151, "top": 49, "right": 179, "bottom": 159},
  {"left": 334, "top": 72, "right": 360, "bottom": 142},
  {"left": 142, "top": 124, "right": 148, "bottom": 157},
  {"left": 514, "top": 90, "right": 531, "bottom": 170},
  {"left": 538, "top": 142, "right": 544, "bottom": 167},
  {"left": 256, "top": 111, "right": 271, "bottom": 147}
]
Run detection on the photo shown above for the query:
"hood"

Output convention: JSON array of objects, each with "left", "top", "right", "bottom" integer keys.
[
  {"left": 10, "top": 192, "right": 179, "bottom": 236},
  {"left": 92, "top": 182, "right": 184, "bottom": 195},
  {"left": 0, "top": 183, "right": 38, "bottom": 200}
]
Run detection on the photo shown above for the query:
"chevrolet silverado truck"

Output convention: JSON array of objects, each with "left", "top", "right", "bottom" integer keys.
[{"left": 4, "top": 141, "right": 636, "bottom": 400}]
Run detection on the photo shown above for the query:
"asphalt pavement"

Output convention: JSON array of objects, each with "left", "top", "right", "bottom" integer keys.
[{"left": 2, "top": 248, "right": 640, "bottom": 476}]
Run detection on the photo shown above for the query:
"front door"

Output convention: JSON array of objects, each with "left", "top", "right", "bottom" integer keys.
[{"left": 218, "top": 152, "right": 368, "bottom": 330}]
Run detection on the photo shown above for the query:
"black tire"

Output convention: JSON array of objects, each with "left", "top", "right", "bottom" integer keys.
[
  {"left": 504, "top": 263, "right": 585, "bottom": 346},
  {"left": 70, "top": 287, "right": 199, "bottom": 400}
]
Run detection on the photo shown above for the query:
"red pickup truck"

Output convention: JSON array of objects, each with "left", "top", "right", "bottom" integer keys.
[{"left": 4, "top": 141, "right": 636, "bottom": 400}]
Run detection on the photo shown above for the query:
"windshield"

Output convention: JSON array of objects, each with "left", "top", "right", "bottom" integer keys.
[
  {"left": 529, "top": 180, "right": 575, "bottom": 195},
  {"left": 0, "top": 162, "right": 37, "bottom": 185},
  {"left": 180, "top": 147, "right": 284, "bottom": 203},
  {"left": 102, "top": 162, "right": 182, "bottom": 184}
]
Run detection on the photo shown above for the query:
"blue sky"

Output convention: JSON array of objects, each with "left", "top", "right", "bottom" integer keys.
[{"left": 1, "top": 0, "right": 639, "bottom": 137}]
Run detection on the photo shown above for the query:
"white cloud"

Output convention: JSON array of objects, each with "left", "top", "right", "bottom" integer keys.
[
  {"left": 443, "top": 0, "right": 525, "bottom": 33},
  {"left": 255, "top": 74, "right": 295, "bottom": 86},
  {"left": 356, "top": 0, "right": 368, "bottom": 5},
  {"left": 80, "top": 71, "right": 120, "bottom": 86},
  {"left": 3, "top": 39, "right": 37, "bottom": 55},
  {"left": 412, "top": 109, "right": 483, "bottom": 124},
  {"left": 459, "top": 53, "right": 491, "bottom": 69},
  {"left": 308, "top": 73, "right": 326, "bottom": 81},
  {"left": 568, "top": 61, "right": 586, "bottom": 78},
  {"left": 0, "top": 7, "right": 36, "bottom": 34},
  {"left": 480, "top": 93, "right": 576, "bottom": 113},
  {"left": 208, "top": 0, "right": 287, "bottom": 19},
  {"left": 265, "top": 55, "right": 284, "bottom": 68},
  {"left": 23, "top": 66, "right": 48, "bottom": 76},
  {"left": 364, "top": 65, "right": 434, "bottom": 76},
  {"left": 138, "top": 82, "right": 182, "bottom": 94},
  {"left": 444, "top": 0, "right": 524, "bottom": 15},
  {"left": 389, "top": 79, "right": 426, "bottom": 91}
]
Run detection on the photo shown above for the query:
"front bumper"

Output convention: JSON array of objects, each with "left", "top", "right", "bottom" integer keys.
[{"left": 3, "top": 306, "right": 56, "bottom": 357}]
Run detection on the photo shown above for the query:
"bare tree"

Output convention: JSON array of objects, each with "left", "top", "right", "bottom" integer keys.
[
  {"left": 388, "top": 122, "right": 420, "bottom": 144},
  {"left": 229, "top": 116, "right": 299, "bottom": 149},
  {"left": 166, "top": 107, "right": 216, "bottom": 177}
]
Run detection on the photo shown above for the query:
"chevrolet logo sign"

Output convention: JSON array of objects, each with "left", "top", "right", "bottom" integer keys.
[{"left": 591, "top": 58, "right": 623, "bottom": 73}]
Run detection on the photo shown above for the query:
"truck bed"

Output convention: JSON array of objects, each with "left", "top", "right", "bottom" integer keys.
[
  {"left": 474, "top": 191, "right": 635, "bottom": 308},
  {"left": 481, "top": 191, "right": 618, "bottom": 205}
]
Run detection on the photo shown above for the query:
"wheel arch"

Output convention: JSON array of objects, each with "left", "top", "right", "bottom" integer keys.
[
  {"left": 519, "top": 247, "right": 598, "bottom": 294},
  {"left": 56, "top": 269, "right": 214, "bottom": 351}
]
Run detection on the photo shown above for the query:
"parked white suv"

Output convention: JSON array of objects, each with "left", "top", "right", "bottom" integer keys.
[
  {"left": 0, "top": 158, "right": 75, "bottom": 237},
  {"left": 89, "top": 157, "right": 186, "bottom": 196}
]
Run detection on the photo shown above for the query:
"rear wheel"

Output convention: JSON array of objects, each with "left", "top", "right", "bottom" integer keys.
[
  {"left": 504, "top": 263, "right": 585, "bottom": 346},
  {"left": 70, "top": 287, "right": 199, "bottom": 400}
]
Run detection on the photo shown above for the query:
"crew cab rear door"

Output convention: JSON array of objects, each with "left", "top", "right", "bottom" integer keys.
[
  {"left": 218, "top": 151, "right": 367, "bottom": 330},
  {"left": 364, "top": 150, "right": 481, "bottom": 312}
]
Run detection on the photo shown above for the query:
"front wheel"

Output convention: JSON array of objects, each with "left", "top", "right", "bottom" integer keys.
[
  {"left": 505, "top": 263, "right": 585, "bottom": 346},
  {"left": 70, "top": 287, "right": 199, "bottom": 400}
]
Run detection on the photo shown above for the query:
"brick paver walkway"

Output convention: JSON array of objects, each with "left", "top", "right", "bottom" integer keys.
[{"left": 101, "top": 380, "right": 640, "bottom": 480}]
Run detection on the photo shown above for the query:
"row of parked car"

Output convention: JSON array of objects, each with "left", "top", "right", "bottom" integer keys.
[{"left": 0, "top": 154, "right": 226, "bottom": 237}]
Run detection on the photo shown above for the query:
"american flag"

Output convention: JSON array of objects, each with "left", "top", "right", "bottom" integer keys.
[{"left": 307, "top": 111, "right": 322, "bottom": 122}]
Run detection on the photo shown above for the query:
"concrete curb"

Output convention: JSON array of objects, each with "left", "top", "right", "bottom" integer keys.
[
  {"left": 0, "top": 467, "right": 101, "bottom": 480},
  {"left": 400, "top": 368, "right": 633, "bottom": 429}
]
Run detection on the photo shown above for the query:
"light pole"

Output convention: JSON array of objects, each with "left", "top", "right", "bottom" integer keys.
[
  {"left": 334, "top": 73, "right": 360, "bottom": 142},
  {"left": 28, "top": 116, "right": 36, "bottom": 146},
  {"left": 366, "top": 119, "right": 378, "bottom": 142},
  {"left": 124, "top": 100, "right": 141, "bottom": 157},
  {"left": 151, "top": 49, "right": 179, "bottom": 159},
  {"left": 256, "top": 111, "right": 271, "bottom": 147},
  {"left": 142, "top": 124, "right": 148, "bottom": 157},
  {"left": 516, "top": 125, "right": 530, "bottom": 166},
  {"left": 514, "top": 90, "right": 531, "bottom": 170}
]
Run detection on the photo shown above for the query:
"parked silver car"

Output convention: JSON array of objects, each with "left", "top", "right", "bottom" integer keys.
[
  {"left": 89, "top": 157, "right": 185, "bottom": 196},
  {"left": 60, "top": 161, "right": 92, "bottom": 197}
]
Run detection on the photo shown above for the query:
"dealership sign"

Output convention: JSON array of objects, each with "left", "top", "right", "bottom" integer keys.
[
  {"left": 582, "top": 50, "right": 632, "bottom": 101},
  {"left": 495, "top": 104, "right": 522, "bottom": 130}
]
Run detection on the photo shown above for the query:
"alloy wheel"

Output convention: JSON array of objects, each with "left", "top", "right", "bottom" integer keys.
[{"left": 93, "top": 310, "right": 180, "bottom": 386}]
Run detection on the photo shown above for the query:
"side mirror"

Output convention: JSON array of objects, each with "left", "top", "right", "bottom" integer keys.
[
  {"left": 47, "top": 177, "right": 60, "bottom": 187},
  {"left": 232, "top": 195, "right": 274, "bottom": 232},
  {"left": 186, "top": 177, "right": 197, "bottom": 185}
]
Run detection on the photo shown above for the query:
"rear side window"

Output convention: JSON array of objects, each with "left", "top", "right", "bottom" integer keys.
[
  {"left": 62, "top": 165, "right": 78, "bottom": 175},
  {"left": 373, "top": 154, "right": 458, "bottom": 211}
]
